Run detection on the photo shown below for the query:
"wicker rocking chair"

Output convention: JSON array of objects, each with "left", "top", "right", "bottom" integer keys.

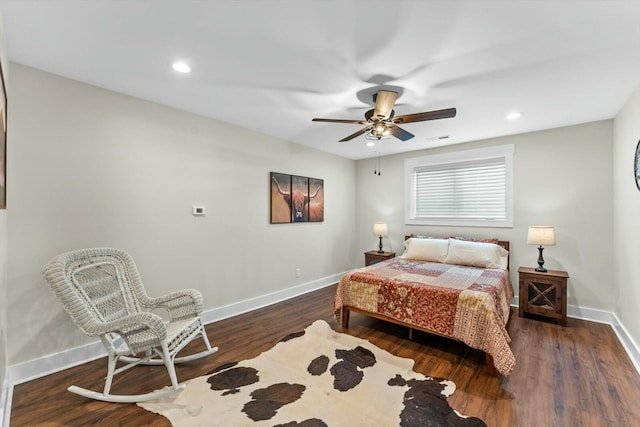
[{"left": 42, "top": 248, "right": 218, "bottom": 403}]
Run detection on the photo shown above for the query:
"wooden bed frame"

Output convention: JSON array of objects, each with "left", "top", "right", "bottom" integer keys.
[{"left": 340, "top": 236, "right": 511, "bottom": 376}]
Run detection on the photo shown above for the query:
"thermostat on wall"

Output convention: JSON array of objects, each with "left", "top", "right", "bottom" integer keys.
[{"left": 192, "top": 206, "right": 206, "bottom": 216}]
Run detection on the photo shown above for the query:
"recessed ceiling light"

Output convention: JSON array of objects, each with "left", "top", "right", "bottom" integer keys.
[
  {"left": 366, "top": 141, "right": 376, "bottom": 147},
  {"left": 171, "top": 61, "right": 191, "bottom": 73},
  {"left": 506, "top": 111, "right": 522, "bottom": 120}
]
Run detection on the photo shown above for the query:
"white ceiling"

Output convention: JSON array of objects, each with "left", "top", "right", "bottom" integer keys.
[{"left": 1, "top": 1, "right": 640, "bottom": 160}]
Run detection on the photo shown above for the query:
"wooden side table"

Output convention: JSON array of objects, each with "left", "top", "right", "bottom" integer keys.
[
  {"left": 518, "top": 266, "right": 569, "bottom": 326},
  {"left": 364, "top": 251, "right": 395, "bottom": 266}
]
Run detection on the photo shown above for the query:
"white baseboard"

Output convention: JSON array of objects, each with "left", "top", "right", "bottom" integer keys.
[
  {"left": 6, "top": 341, "right": 107, "bottom": 387},
  {"left": 611, "top": 313, "right": 640, "bottom": 375},
  {"left": 200, "top": 271, "right": 346, "bottom": 326},
  {"left": 1, "top": 379, "right": 12, "bottom": 427},
  {"left": 567, "top": 304, "right": 616, "bottom": 324},
  {"left": 5, "top": 271, "right": 347, "bottom": 387}
]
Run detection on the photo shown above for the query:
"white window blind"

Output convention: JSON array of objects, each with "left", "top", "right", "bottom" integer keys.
[
  {"left": 414, "top": 158, "right": 506, "bottom": 220},
  {"left": 405, "top": 145, "right": 513, "bottom": 227}
]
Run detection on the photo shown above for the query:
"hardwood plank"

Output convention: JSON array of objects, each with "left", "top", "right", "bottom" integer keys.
[{"left": 10, "top": 284, "right": 640, "bottom": 426}]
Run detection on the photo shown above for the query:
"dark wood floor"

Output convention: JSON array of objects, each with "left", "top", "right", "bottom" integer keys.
[{"left": 10, "top": 284, "right": 640, "bottom": 426}]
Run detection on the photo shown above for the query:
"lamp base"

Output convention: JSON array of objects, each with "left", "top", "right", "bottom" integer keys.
[
  {"left": 535, "top": 245, "right": 547, "bottom": 272},
  {"left": 377, "top": 235, "right": 384, "bottom": 253}
]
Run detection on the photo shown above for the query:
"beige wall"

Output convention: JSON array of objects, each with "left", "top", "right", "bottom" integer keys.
[
  {"left": 356, "top": 121, "right": 614, "bottom": 311},
  {"left": 613, "top": 83, "right": 640, "bottom": 348},
  {"left": 5, "top": 64, "right": 357, "bottom": 365}
]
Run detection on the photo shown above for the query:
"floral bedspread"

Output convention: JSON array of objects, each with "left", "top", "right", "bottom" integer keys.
[{"left": 334, "top": 258, "right": 515, "bottom": 376}]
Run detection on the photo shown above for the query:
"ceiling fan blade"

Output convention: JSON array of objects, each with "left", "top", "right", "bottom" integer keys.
[
  {"left": 388, "top": 124, "right": 414, "bottom": 142},
  {"left": 372, "top": 90, "right": 398, "bottom": 120},
  {"left": 393, "top": 108, "right": 457, "bottom": 124},
  {"left": 312, "top": 118, "right": 369, "bottom": 124},
  {"left": 339, "top": 126, "right": 372, "bottom": 142}
]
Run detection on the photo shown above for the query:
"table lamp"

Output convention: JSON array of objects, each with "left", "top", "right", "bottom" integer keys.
[
  {"left": 373, "top": 222, "right": 388, "bottom": 253},
  {"left": 527, "top": 226, "right": 556, "bottom": 272}
]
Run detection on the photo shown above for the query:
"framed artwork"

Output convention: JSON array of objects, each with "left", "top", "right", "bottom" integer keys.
[
  {"left": 0, "top": 60, "right": 6, "bottom": 209},
  {"left": 308, "top": 177, "right": 324, "bottom": 222},
  {"left": 270, "top": 172, "right": 324, "bottom": 224},
  {"left": 635, "top": 140, "right": 640, "bottom": 191},
  {"left": 270, "top": 172, "right": 291, "bottom": 224},
  {"left": 291, "top": 175, "right": 309, "bottom": 222}
]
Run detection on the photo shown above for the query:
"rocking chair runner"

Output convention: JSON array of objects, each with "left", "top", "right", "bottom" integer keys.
[{"left": 42, "top": 247, "right": 218, "bottom": 403}]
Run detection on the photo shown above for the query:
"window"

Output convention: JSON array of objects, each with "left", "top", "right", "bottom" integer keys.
[{"left": 405, "top": 145, "right": 514, "bottom": 227}]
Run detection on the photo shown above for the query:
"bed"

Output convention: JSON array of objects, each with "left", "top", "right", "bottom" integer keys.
[{"left": 334, "top": 236, "right": 515, "bottom": 376}]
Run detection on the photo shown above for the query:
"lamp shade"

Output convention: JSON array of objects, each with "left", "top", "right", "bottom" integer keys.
[
  {"left": 527, "top": 226, "right": 556, "bottom": 246},
  {"left": 373, "top": 222, "right": 388, "bottom": 237}
]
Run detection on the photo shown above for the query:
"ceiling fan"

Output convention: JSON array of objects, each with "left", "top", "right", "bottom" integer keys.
[{"left": 312, "top": 90, "right": 456, "bottom": 142}]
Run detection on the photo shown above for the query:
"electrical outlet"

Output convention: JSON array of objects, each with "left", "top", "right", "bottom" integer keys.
[{"left": 295, "top": 268, "right": 301, "bottom": 278}]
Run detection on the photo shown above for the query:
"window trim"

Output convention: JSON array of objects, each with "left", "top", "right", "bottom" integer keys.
[{"left": 404, "top": 145, "right": 514, "bottom": 228}]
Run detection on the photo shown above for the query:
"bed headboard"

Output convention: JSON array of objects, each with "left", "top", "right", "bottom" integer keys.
[{"left": 404, "top": 235, "right": 510, "bottom": 271}]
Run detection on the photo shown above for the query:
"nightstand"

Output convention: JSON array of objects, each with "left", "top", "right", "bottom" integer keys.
[
  {"left": 518, "top": 266, "right": 569, "bottom": 326},
  {"left": 364, "top": 251, "right": 395, "bottom": 266}
]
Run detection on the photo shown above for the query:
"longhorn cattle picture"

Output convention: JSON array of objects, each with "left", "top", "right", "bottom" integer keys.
[{"left": 270, "top": 172, "right": 324, "bottom": 224}]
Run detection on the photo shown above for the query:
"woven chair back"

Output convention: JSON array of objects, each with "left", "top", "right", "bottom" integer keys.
[
  {"left": 70, "top": 257, "right": 140, "bottom": 323},
  {"left": 44, "top": 248, "right": 146, "bottom": 336}
]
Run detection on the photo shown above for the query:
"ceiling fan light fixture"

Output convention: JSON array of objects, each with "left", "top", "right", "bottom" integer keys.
[
  {"left": 311, "top": 89, "right": 456, "bottom": 143},
  {"left": 365, "top": 131, "right": 390, "bottom": 141}
]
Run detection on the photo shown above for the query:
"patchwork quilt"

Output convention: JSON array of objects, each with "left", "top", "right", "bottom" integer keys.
[{"left": 334, "top": 258, "right": 515, "bottom": 376}]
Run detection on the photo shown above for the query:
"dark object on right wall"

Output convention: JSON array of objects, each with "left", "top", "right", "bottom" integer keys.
[
  {"left": 634, "top": 140, "right": 640, "bottom": 191},
  {"left": 0, "top": 57, "right": 7, "bottom": 209}
]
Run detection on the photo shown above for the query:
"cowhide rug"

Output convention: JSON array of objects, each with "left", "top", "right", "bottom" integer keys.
[{"left": 138, "top": 320, "right": 486, "bottom": 426}]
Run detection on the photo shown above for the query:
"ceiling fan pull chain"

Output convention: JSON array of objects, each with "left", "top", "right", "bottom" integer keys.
[{"left": 373, "top": 149, "right": 378, "bottom": 175}]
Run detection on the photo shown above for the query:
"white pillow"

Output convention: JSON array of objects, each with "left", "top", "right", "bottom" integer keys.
[
  {"left": 444, "top": 238, "right": 509, "bottom": 269},
  {"left": 400, "top": 238, "right": 449, "bottom": 263}
]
